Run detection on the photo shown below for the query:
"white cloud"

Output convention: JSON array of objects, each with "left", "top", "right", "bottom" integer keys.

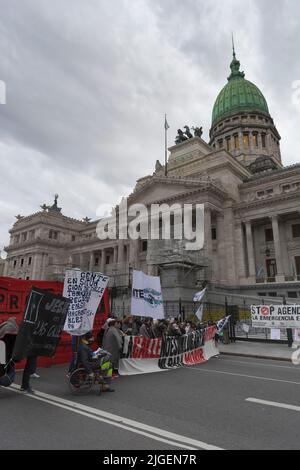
[{"left": 0, "top": 0, "right": 299, "bottom": 249}]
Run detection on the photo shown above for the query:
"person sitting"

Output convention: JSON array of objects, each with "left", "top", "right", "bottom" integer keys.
[{"left": 78, "top": 332, "right": 114, "bottom": 393}]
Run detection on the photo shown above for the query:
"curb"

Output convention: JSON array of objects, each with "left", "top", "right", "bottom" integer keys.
[{"left": 220, "top": 351, "right": 291, "bottom": 363}]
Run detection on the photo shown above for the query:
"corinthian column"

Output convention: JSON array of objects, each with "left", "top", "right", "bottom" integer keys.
[{"left": 245, "top": 221, "right": 256, "bottom": 278}]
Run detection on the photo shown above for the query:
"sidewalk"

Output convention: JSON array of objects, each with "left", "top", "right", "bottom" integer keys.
[{"left": 218, "top": 341, "right": 297, "bottom": 362}]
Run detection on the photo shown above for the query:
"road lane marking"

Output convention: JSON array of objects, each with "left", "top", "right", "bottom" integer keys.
[
  {"left": 217, "top": 358, "right": 298, "bottom": 371},
  {"left": 8, "top": 385, "right": 223, "bottom": 451},
  {"left": 185, "top": 366, "right": 300, "bottom": 385},
  {"left": 246, "top": 398, "right": 300, "bottom": 412}
]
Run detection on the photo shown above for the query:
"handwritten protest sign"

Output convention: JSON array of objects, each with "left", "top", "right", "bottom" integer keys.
[
  {"left": 63, "top": 270, "right": 109, "bottom": 336},
  {"left": 12, "top": 288, "right": 70, "bottom": 361}
]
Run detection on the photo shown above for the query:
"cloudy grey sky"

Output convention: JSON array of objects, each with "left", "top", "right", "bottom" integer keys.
[{"left": 1, "top": 0, "right": 300, "bottom": 254}]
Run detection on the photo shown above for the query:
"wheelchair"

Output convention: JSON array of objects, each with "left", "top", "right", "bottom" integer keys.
[{"left": 68, "top": 353, "right": 111, "bottom": 395}]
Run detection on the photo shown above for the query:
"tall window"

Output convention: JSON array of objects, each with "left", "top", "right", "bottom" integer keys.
[
  {"left": 234, "top": 134, "right": 239, "bottom": 149},
  {"left": 226, "top": 137, "right": 231, "bottom": 151},
  {"left": 292, "top": 224, "right": 300, "bottom": 238},
  {"left": 243, "top": 133, "right": 249, "bottom": 147},
  {"left": 295, "top": 256, "right": 300, "bottom": 276},
  {"left": 253, "top": 133, "right": 258, "bottom": 147},
  {"left": 265, "top": 228, "right": 274, "bottom": 242},
  {"left": 261, "top": 133, "right": 266, "bottom": 148},
  {"left": 266, "top": 259, "right": 277, "bottom": 278},
  {"left": 218, "top": 139, "right": 223, "bottom": 149},
  {"left": 49, "top": 230, "right": 59, "bottom": 240},
  {"left": 28, "top": 257, "right": 32, "bottom": 266}
]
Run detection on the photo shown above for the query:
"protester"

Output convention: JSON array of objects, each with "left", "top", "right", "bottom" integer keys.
[
  {"left": 102, "top": 319, "right": 123, "bottom": 377},
  {"left": 139, "top": 318, "right": 153, "bottom": 338},
  {"left": 20, "top": 355, "right": 38, "bottom": 394},
  {"left": 132, "top": 317, "right": 142, "bottom": 336},
  {"left": 96, "top": 317, "right": 115, "bottom": 347},
  {"left": 166, "top": 319, "right": 181, "bottom": 337},
  {"left": 78, "top": 332, "right": 114, "bottom": 393},
  {"left": 122, "top": 316, "right": 133, "bottom": 335}
]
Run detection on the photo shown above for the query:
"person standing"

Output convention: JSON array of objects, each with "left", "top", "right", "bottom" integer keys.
[
  {"left": 20, "top": 356, "right": 37, "bottom": 393},
  {"left": 102, "top": 319, "right": 123, "bottom": 377}
]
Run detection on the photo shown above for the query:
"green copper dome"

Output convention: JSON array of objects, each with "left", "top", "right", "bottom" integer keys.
[{"left": 212, "top": 52, "right": 270, "bottom": 125}]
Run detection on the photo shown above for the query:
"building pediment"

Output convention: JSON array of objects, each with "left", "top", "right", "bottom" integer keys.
[{"left": 128, "top": 175, "right": 227, "bottom": 205}]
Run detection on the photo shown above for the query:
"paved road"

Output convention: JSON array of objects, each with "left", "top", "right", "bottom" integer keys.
[{"left": 1, "top": 355, "right": 300, "bottom": 450}]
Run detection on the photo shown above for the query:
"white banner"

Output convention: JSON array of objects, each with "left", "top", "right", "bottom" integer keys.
[
  {"left": 217, "top": 315, "right": 231, "bottom": 334},
  {"left": 270, "top": 329, "right": 281, "bottom": 341},
  {"left": 294, "top": 329, "right": 300, "bottom": 342},
  {"left": 63, "top": 270, "right": 109, "bottom": 336},
  {"left": 193, "top": 287, "right": 207, "bottom": 303},
  {"left": 195, "top": 303, "right": 204, "bottom": 322},
  {"left": 251, "top": 305, "right": 300, "bottom": 329},
  {"left": 119, "top": 326, "right": 218, "bottom": 376},
  {"left": 131, "top": 270, "right": 164, "bottom": 319}
]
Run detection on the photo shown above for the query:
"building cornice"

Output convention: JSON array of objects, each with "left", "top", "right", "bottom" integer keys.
[
  {"left": 233, "top": 191, "right": 300, "bottom": 213},
  {"left": 241, "top": 164, "right": 300, "bottom": 188}
]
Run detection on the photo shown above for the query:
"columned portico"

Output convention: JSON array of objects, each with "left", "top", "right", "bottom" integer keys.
[
  {"left": 89, "top": 252, "right": 94, "bottom": 271},
  {"left": 113, "top": 246, "right": 118, "bottom": 264},
  {"left": 271, "top": 215, "right": 285, "bottom": 282},
  {"left": 204, "top": 207, "right": 212, "bottom": 262},
  {"left": 245, "top": 221, "right": 256, "bottom": 279},
  {"left": 100, "top": 249, "right": 105, "bottom": 273},
  {"left": 235, "top": 222, "right": 247, "bottom": 280},
  {"left": 117, "top": 241, "right": 124, "bottom": 263}
]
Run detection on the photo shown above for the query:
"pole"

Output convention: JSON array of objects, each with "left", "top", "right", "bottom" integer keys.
[
  {"left": 165, "top": 114, "right": 168, "bottom": 177},
  {"left": 284, "top": 296, "right": 293, "bottom": 347}
]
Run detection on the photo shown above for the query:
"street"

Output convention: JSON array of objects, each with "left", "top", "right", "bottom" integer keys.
[{"left": 1, "top": 355, "right": 300, "bottom": 450}]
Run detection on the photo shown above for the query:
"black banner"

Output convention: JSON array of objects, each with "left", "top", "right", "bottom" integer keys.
[{"left": 13, "top": 287, "right": 71, "bottom": 361}]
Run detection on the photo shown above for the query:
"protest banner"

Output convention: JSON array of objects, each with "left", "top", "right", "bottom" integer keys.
[
  {"left": 251, "top": 305, "right": 300, "bottom": 329},
  {"left": 131, "top": 270, "right": 164, "bottom": 319},
  {"left": 193, "top": 287, "right": 207, "bottom": 303},
  {"left": 119, "top": 326, "right": 218, "bottom": 375},
  {"left": 12, "top": 288, "right": 70, "bottom": 361},
  {"left": 63, "top": 270, "right": 109, "bottom": 336}
]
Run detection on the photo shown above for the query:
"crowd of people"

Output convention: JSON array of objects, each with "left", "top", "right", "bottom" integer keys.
[
  {"left": 94, "top": 315, "right": 218, "bottom": 376},
  {"left": 0, "top": 314, "right": 219, "bottom": 395}
]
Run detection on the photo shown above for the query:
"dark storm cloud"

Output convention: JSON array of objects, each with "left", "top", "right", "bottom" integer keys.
[{"left": 0, "top": 0, "right": 300, "bottom": 253}]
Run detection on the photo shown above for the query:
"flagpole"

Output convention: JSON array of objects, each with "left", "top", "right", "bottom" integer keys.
[{"left": 165, "top": 114, "right": 168, "bottom": 177}]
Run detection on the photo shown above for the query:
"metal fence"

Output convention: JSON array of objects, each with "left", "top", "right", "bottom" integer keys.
[{"left": 110, "top": 293, "right": 292, "bottom": 343}]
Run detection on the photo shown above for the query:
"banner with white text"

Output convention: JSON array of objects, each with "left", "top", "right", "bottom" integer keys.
[
  {"left": 63, "top": 270, "right": 109, "bottom": 336},
  {"left": 119, "top": 326, "right": 218, "bottom": 375}
]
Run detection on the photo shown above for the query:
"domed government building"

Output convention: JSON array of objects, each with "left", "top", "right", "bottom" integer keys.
[{"left": 4, "top": 49, "right": 300, "bottom": 312}]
